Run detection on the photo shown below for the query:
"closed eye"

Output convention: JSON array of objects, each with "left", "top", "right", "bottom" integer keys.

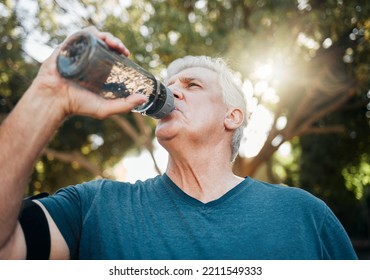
[{"left": 187, "top": 82, "right": 201, "bottom": 88}]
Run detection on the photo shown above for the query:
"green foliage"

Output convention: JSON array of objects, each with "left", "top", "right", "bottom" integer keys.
[
  {"left": 1, "top": 0, "right": 369, "bottom": 242},
  {"left": 274, "top": 92, "right": 370, "bottom": 237},
  {"left": 343, "top": 154, "right": 370, "bottom": 200},
  {"left": 0, "top": 1, "right": 38, "bottom": 111}
]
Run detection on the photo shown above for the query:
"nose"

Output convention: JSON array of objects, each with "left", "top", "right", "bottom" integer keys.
[{"left": 168, "top": 84, "right": 184, "bottom": 100}]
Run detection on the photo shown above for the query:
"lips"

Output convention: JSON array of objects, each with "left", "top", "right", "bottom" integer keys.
[{"left": 159, "top": 106, "right": 182, "bottom": 122}]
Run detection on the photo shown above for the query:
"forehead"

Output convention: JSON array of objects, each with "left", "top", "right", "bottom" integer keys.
[{"left": 166, "top": 67, "right": 219, "bottom": 84}]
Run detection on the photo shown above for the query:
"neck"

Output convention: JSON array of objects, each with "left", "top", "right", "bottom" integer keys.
[{"left": 165, "top": 144, "right": 243, "bottom": 203}]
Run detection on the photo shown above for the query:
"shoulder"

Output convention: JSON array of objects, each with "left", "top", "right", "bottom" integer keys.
[
  {"left": 246, "top": 177, "right": 332, "bottom": 233},
  {"left": 248, "top": 177, "right": 321, "bottom": 200},
  {"left": 39, "top": 175, "right": 165, "bottom": 223},
  {"left": 51, "top": 175, "right": 164, "bottom": 200},
  {"left": 247, "top": 178, "right": 357, "bottom": 259},
  {"left": 247, "top": 177, "right": 327, "bottom": 212},
  {"left": 38, "top": 176, "right": 162, "bottom": 208}
]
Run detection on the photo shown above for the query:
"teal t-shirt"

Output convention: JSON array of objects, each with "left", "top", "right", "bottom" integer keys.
[{"left": 40, "top": 174, "right": 357, "bottom": 260}]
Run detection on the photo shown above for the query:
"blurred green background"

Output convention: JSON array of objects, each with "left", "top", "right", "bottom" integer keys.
[{"left": 1, "top": 0, "right": 369, "bottom": 258}]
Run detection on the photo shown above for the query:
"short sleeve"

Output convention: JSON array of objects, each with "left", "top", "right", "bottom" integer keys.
[
  {"left": 320, "top": 206, "right": 358, "bottom": 259},
  {"left": 38, "top": 181, "right": 102, "bottom": 259}
]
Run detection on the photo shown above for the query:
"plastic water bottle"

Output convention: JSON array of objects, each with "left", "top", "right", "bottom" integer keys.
[{"left": 56, "top": 31, "right": 174, "bottom": 119}]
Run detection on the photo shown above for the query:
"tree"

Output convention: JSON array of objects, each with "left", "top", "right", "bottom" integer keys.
[
  {"left": 2, "top": 1, "right": 369, "bottom": 246},
  {"left": 0, "top": 0, "right": 39, "bottom": 118}
]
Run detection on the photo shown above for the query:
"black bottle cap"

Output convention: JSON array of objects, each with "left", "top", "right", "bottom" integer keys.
[{"left": 146, "top": 87, "right": 175, "bottom": 119}]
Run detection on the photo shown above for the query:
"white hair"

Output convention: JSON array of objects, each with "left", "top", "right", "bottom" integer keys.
[{"left": 166, "top": 56, "right": 247, "bottom": 161}]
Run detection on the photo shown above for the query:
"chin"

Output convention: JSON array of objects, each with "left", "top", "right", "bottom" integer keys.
[{"left": 155, "top": 122, "right": 178, "bottom": 143}]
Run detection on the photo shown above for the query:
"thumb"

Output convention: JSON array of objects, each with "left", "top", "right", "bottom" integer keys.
[
  {"left": 91, "top": 94, "right": 148, "bottom": 119},
  {"left": 124, "top": 94, "right": 149, "bottom": 109}
]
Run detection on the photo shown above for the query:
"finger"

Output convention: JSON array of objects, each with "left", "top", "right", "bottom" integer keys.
[
  {"left": 98, "top": 32, "right": 130, "bottom": 57},
  {"left": 122, "top": 94, "right": 148, "bottom": 110},
  {"left": 92, "top": 94, "right": 148, "bottom": 119},
  {"left": 78, "top": 26, "right": 131, "bottom": 56},
  {"left": 35, "top": 44, "right": 65, "bottom": 85},
  {"left": 40, "top": 43, "right": 61, "bottom": 67}
]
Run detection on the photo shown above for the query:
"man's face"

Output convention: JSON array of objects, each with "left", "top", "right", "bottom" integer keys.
[{"left": 155, "top": 67, "right": 228, "bottom": 146}]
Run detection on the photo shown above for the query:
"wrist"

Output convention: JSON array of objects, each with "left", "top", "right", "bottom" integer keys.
[
  {"left": 29, "top": 74, "right": 71, "bottom": 116},
  {"left": 24, "top": 80, "right": 68, "bottom": 127}
]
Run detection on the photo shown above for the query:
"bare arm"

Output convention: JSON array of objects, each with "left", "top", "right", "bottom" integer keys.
[{"left": 0, "top": 26, "right": 147, "bottom": 259}]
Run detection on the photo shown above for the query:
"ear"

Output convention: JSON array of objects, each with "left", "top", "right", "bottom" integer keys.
[{"left": 224, "top": 108, "right": 244, "bottom": 131}]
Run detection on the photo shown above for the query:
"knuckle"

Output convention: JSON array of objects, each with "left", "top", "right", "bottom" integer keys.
[{"left": 97, "top": 112, "right": 109, "bottom": 119}]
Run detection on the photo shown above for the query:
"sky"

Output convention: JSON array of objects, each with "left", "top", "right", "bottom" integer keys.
[{"left": 112, "top": 139, "right": 168, "bottom": 182}]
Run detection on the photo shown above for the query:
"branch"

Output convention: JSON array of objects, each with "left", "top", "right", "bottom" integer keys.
[
  {"left": 110, "top": 115, "right": 142, "bottom": 144},
  {"left": 299, "top": 125, "right": 346, "bottom": 136},
  {"left": 133, "top": 114, "right": 162, "bottom": 175},
  {"left": 312, "top": 65, "right": 353, "bottom": 95},
  {"left": 237, "top": 88, "right": 353, "bottom": 177},
  {"left": 110, "top": 114, "right": 163, "bottom": 175},
  {"left": 284, "top": 87, "right": 316, "bottom": 138},
  {"left": 133, "top": 114, "right": 148, "bottom": 133},
  {"left": 295, "top": 88, "right": 355, "bottom": 136},
  {"left": 42, "top": 147, "right": 105, "bottom": 178}
]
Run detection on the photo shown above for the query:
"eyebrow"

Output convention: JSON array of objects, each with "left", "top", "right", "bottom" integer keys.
[{"left": 167, "top": 76, "right": 206, "bottom": 86}]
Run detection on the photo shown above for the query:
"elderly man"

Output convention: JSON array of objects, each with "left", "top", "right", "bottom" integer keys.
[{"left": 0, "top": 27, "right": 357, "bottom": 260}]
